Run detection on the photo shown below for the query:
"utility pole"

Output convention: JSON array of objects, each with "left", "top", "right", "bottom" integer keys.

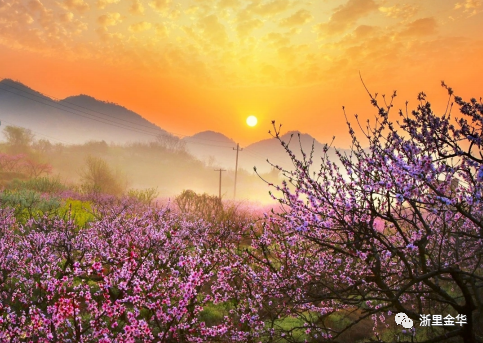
[
  {"left": 214, "top": 169, "right": 226, "bottom": 200},
  {"left": 233, "top": 143, "right": 243, "bottom": 199}
]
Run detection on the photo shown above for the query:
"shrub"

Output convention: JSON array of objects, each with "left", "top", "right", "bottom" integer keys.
[
  {"left": 175, "top": 189, "right": 224, "bottom": 221},
  {"left": 6, "top": 176, "right": 67, "bottom": 194},
  {"left": 127, "top": 187, "right": 158, "bottom": 205},
  {"left": 0, "top": 189, "right": 61, "bottom": 223}
]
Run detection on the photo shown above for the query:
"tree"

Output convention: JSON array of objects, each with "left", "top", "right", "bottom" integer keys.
[
  {"left": 155, "top": 133, "right": 186, "bottom": 152},
  {"left": 0, "top": 153, "right": 51, "bottom": 179},
  {"left": 253, "top": 84, "right": 483, "bottom": 342},
  {"left": 3, "top": 125, "right": 34, "bottom": 154},
  {"left": 81, "top": 156, "right": 125, "bottom": 196},
  {"left": 21, "top": 158, "right": 52, "bottom": 178},
  {"left": 0, "top": 199, "right": 253, "bottom": 341},
  {"left": 175, "top": 189, "right": 224, "bottom": 221},
  {"left": 32, "top": 139, "right": 53, "bottom": 154}
]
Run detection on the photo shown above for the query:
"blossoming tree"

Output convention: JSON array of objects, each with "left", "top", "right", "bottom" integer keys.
[{"left": 252, "top": 83, "right": 483, "bottom": 342}]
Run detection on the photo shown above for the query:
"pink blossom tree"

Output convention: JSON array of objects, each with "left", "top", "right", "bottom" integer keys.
[
  {"left": 252, "top": 83, "right": 483, "bottom": 342},
  {"left": 0, "top": 199, "right": 261, "bottom": 342}
]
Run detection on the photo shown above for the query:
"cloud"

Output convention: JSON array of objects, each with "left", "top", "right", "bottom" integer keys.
[
  {"left": 129, "top": 21, "right": 152, "bottom": 32},
  {"left": 97, "top": 12, "right": 122, "bottom": 27},
  {"left": 399, "top": 17, "right": 437, "bottom": 37},
  {"left": 96, "top": 0, "right": 120, "bottom": 10},
  {"left": 27, "top": 0, "right": 44, "bottom": 12},
  {"left": 335, "top": 24, "right": 377, "bottom": 46},
  {"left": 218, "top": 0, "right": 239, "bottom": 9},
  {"left": 279, "top": 9, "right": 313, "bottom": 27},
  {"left": 197, "top": 14, "right": 229, "bottom": 47},
  {"left": 155, "top": 23, "right": 169, "bottom": 37},
  {"left": 277, "top": 45, "right": 296, "bottom": 62},
  {"left": 237, "top": 18, "right": 264, "bottom": 38},
  {"left": 455, "top": 0, "right": 482, "bottom": 15},
  {"left": 248, "top": 0, "right": 291, "bottom": 17},
  {"left": 59, "top": 11, "right": 74, "bottom": 22},
  {"left": 0, "top": 0, "right": 89, "bottom": 54},
  {"left": 129, "top": 0, "right": 144, "bottom": 14},
  {"left": 149, "top": 0, "right": 170, "bottom": 12},
  {"left": 262, "top": 32, "right": 290, "bottom": 48},
  {"left": 95, "top": 26, "right": 124, "bottom": 41},
  {"left": 379, "top": 4, "right": 418, "bottom": 20},
  {"left": 353, "top": 24, "right": 376, "bottom": 38},
  {"left": 314, "top": 0, "right": 378, "bottom": 37},
  {"left": 260, "top": 63, "right": 281, "bottom": 82},
  {"left": 62, "top": 0, "right": 89, "bottom": 12}
]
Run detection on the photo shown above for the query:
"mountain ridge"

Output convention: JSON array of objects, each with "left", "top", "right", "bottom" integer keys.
[
  {"left": 0, "top": 79, "right": 344, "bottom": 173},
  {"left": 0, "top": 78, "right": 167, "bottom": 144}
]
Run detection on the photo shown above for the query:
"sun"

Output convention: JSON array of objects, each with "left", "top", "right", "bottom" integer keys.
[{"left": 246, "top": 115, "right": 258, "bottom": 127}]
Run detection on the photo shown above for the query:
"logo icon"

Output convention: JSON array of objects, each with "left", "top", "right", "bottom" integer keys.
[{"left": 395, "top": 313, "right": 414, "bottom": 329}]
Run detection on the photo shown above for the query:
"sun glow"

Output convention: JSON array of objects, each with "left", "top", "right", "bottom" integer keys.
[{"left": 246, "top": 115, "right": 258, "bottom": 127}]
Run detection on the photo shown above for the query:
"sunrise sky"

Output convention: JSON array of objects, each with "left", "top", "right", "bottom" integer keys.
[{"left": 1, "top": 0, "right": 482, "bottom": 147}]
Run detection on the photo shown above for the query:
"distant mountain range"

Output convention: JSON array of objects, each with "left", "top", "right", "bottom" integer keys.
[
  {"left": 182, "top": 130, "right": 348, "bottom": 174},
  {"left": 0, "top": 79, "right": 167, "bottom": 144},
  {"left": 0, "top": 78, "right": 346, "bottom": 173}
]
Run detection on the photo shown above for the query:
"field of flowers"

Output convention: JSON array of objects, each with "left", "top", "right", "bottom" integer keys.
[{"left": 1, "top": 87, "right": 483, "bottom": 342}]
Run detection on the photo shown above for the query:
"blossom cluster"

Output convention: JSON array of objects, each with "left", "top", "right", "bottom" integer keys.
[{"left": 0, "top": 201, "right": 264, "bottom": 342}]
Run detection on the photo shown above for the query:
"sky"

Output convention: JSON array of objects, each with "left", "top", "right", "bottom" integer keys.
[{"left": 0, "top": 0, "right": 482, "bottom": 147}]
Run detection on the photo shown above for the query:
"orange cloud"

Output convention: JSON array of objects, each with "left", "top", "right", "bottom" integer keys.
[
  {"left": 96, "top": 0, "right": 120, "bottom": 10},
  {"left": 59, "top": 11, "right": 74, "bottom": 23},
  {"left": 218, "top": 0, "right": 240, "bottom": 9},
  {"left": 379, "top": 4, "right": 418, "bottom": 20},
  {"left": 455, "top": 0, "right": 482, "bottom": 15},
  {"left": 197, "top": 14, "right": 229, "bottom": 47},
  {"left": 97, "top": 12, "right": 122, "bottom": 27},
  {"left": 129, "top": 21, "right": 152, "bottom": 32},
  {"left": 314, "top": 0, "right": 378, "bottom": 37},
  {"left": 62, "top": 0, "right": 90, "bottom": 12},
  {"left": 149, "top": 0, "right": 171, "bottom": 12},
  {"left": 237, "top": 18, "right": 264, "bottom": 39},
  {"left": 279, "top": 9, "right": 313, "bottom": 27},
  {"left": 263, "top": 32, "right": 290, "bottom": 48},
  {"left": 399, "top": 17, "right": 437, "bottom": 37},
  {"left": 155, "top": 23, "right": 169, "bottom": 37},
  {"left": 129, "top": 0, "right": 144, "bottom": 14},
  {"left": 248, "top": 0, "right": 291, "bottom": 17}
]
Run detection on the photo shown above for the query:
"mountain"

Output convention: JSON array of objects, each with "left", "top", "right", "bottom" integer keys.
[
  {"left": 183, "top": 130, "right": 348, "bottom": 174},
  {"left": 0, "top": 78, "right": 347, "bottom": 175},
  {"left": 182, "top": 131, "right": 237, "bottom": 167},
  {"left": 0, "top": 79, "right": 167, "bottom": 144}
]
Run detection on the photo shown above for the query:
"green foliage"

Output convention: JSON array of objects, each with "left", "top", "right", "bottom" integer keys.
[
  {"left": 0, "top": 189, "right": 61, "bottom": 223},
  {"left": 198, "top": 303, "right": 226, "bottom": 327},
  {"left": 272, "top": 316, "right": 308, "bottom": 342},
  {"left": 58, "top": 199, "right": 95, "bottom": 228},
  {"left": 127, "top": 187, "right": 158, "bottom": 205},
  {"left": 6, "top": 176, "right": 67, "bottom": 194}
]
